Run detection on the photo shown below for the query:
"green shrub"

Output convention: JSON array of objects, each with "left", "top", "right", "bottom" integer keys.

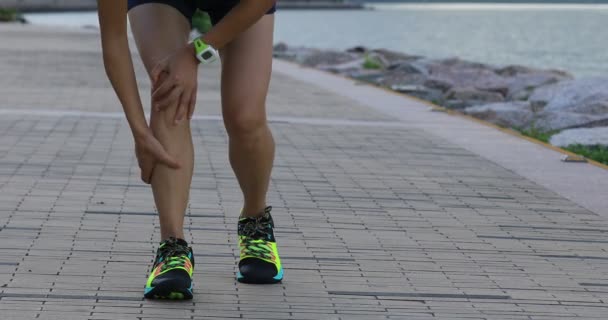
[
  {"left": 563, "top": 144, "right": 608, "bottom": 165},
  {"left": 192, "top": 10, "right": 211, "bottom": 33},
  {"left": 362, "top": 54, "right": 383, "bottom": 70},
  {"left": 517, "top": 126, "right": 559, "bottom": 143},
  {"left": 0, "top": 8, "right": 19, "bottom": 22}
]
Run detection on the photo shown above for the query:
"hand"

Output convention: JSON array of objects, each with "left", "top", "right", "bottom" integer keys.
[
  {"left": 134, "top": 129, "right": 181, "bottom": 184},
  {"left": 150, "top": 44, "right": 200, "bottom": 125}
]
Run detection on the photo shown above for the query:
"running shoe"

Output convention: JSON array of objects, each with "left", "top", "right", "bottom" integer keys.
[
  {"left": 144, "top": 237, "right": 194, "bottom": 299},
  {"left": 237, "top": 206, "right": 284, "bottom": 284}
]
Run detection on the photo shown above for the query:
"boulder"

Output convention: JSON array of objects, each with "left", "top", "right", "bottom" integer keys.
[
  {"left": 364, "top": 52, "right": 391, "bottom": 69},
  {"left": 464, "top": 102, "right": 534, "bottom": 128},
  {"left": 391, "top": 85, "right": 444, "bottom": 103},
  {"left": 550, "top": 127, "right": 608, "bottom": 147},
  {"left": 435, "top": 57, "right": 491, "bottom": 70},
  {"left": 273, "top": 42, "right": 288, "bottom": 52},
  {"left": 369, "top": 48, "right": 421, "bottom": 64},
  {"left": 506, "top": 72, "right": 570, "bottom": 101},
  {"left": 528, "top": 77, "right": 608, "bottom": 114},
  {"left": 524, "top": 77, "right": 608, "bottom": 130},
  {"left": 318, "top": 58, "right": 366, "bottom": 74},
  {"left": 444, "top": 87, "right": 505, "bottom": 108},
  {"left": 298, "top": 49, "right": 359, "bottom": 67},
  {"left": 496, "top": 65, "right": 571, "bottom": 78},
  {"left": 533, "top": 111, "right": 608, "bottom": 131},
  {"left": 424, "top": 77, "right": 454, "bottom": 92},
  {"left": 374, "top": 71, "right": 427, "bottom": 88},
  {"left": 495, "top": 65, "right": 537, "bottom": 77},
  {"left": 346, "top": 46, "right": 368, "bottom": 54},
  {"left": 424, "top": 58, "right": 511, "bottom": 95},
  {"left": 350, "top": 70, "right": 386, "bottom": 84},
  {"left": 387, "top": 60, "right": 429, "bottom": 76}
]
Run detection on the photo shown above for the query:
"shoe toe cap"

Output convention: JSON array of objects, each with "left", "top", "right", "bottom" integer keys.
[{"left": 239, "top": 259, "right": 277, "bottom": 281}]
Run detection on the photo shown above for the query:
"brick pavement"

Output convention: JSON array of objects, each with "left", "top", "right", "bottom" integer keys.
[{"left": 0, "top": 25, "right": 607, "bottom": 319}]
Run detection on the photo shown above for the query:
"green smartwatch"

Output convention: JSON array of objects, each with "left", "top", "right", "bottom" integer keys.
[{"left": 193, "top": 38, "right": 219, "bottom": 64}]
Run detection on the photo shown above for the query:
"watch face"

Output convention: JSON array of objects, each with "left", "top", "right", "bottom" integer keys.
[{"left": 202, "top": 51, "right": 213, "bottom": 60}]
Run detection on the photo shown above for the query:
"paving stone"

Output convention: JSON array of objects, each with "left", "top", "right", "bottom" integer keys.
[{"left": 0, "top": 25, "right": 607, "bottom": 319}]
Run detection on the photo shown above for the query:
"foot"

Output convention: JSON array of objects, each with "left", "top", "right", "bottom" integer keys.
[
  {"left": 144, "top": 237, "right": 194, "bottom": 299},
  {"left": 237, "top": 206, "right": 284, "bottom": 284}
]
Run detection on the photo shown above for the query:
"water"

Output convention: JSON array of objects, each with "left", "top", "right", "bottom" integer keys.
[{"left": 24, "top": 3, "right": 608, "bottom": 76}]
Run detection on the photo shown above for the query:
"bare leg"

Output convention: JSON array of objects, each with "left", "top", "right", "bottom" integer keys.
[
  {"left": 129, "top": 4, "right": 194, "bottom": 240},
  {"left": 220, "top": 16, "right": 275, "bottom": 217}
]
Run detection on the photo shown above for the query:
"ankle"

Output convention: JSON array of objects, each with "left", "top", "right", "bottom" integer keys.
[{"left": 240, "top": 205, "right": 271, "bottom": 219}]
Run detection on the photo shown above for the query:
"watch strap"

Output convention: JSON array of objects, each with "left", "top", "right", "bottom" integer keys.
[{"left": 193, "top": 38, "right": 209, "bottom": 55}]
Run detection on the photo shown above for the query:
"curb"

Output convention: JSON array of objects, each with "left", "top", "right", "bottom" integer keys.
[{"left": 284, "top": 59, "right": 608, "bottom": 171}]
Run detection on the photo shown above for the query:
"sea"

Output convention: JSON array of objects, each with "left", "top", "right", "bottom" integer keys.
[{"left": 23, "top": 3, "right": 608, "bottom": 77}]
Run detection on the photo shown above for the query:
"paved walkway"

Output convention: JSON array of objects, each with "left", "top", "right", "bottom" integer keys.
[{"left": 0, "top": 25, "right": 607, "bottom": 320}]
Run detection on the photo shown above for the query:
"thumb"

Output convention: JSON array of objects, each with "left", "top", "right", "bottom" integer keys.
[
  {"left": 152, "top": 139, "right": 181, "bottom": 169},
  {"left": 153, "top": 144, "right": 181, "bottom": 169},
  {"left": 150, "top": 64, "right": 163, "bottom": 89}
]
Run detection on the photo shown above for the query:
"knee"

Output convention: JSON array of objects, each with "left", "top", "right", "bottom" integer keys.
[{"left": 224, "top": 107, "right": 267, "bottom": 139}]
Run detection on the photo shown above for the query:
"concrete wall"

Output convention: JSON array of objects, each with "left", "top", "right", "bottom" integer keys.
[{"left": 0, "top": 0, "right": 97, "bottom": 12}]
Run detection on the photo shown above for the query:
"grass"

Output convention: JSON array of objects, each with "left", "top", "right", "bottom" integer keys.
[
  {"left": 563, "top": 144, "right": 608, "bottom": 165},
  {"left": 515, "top": 125, "right": 608, "bottom": 165},
  {"left": 191, "top": 10, "right": 212, "bottom": 33},
  {"left": 362, "top": 54, "right": 383, "bottom": 70},
  {"left": 518, "top": 126, "right": 560, "bottom": 143},
  {"left": 0, "top": 8, "right": 20, "bottom": 22}
]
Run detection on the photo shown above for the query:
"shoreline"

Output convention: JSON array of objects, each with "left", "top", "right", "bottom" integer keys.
[{"left": 273, "top": 43, "right": 608, "bottom": 153}]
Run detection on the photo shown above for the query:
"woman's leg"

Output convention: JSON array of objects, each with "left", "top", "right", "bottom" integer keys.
[
  {"left": 220, "top": 15, "right": 275, "bottom": 217},
  {"left": 128, "top": 4, "right": 194, "bottom": 240}
]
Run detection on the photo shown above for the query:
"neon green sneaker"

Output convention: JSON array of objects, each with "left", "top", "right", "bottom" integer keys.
[
  {"left": 144, "top": 237, "right": 194, "bottom": 299},
  {"left": 237, "top": 206, "right": 284, "bottom": 284}
]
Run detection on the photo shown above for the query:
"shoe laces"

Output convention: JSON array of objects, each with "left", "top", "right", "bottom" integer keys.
[
  {"left": 157, "top": 238, "right": 190, "bottom": 271},
  {"left": 239, "top": 206, "right": 273, "bottom": 240},
  {"left": 239, "top": 207, "right": 275, "bottom": 261}
]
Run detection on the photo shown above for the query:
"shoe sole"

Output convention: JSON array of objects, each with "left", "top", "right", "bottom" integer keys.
[
  {"left": 144, "top": 283, "right": 193, "bottom": 300},
  {"left": 237, "top": 268, "right": 283, "bottom": 284}
]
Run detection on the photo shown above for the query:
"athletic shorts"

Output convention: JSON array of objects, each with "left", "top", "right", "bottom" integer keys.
[{"left": 127, "top": 0, "right": 277, "bottom": 26}]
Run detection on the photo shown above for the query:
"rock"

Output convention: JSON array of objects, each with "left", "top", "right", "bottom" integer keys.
[
  {"left": 364, "top": 52, "right": 390, "bottom": 69},
  {"left": 375, "top": 72, "right": 427, "bottom": 88},
  {"left": 496, "top": 65, "right": 537, "bottom": 77},
  {"left": 369, "top": 48, "right": 421, "bottom": 64},
  {"left": 529, "top": 77, "right": 608, "bottom": 114},
  {"left": 388, "top": 60, "right": 430, "bottom": 76},
  {"left": 550, "top": 127, "right": 608, "bottom": 147},
  {"left": 436, "top": 57, "right": 491, "bottom": 70},
  {"left": 444, "top": 87, "right": 505, "bottom": 108},
  {"left": 506, "top": 72, "right": 570, "bottom": 101},
  {"left": 443, "top": 100, "right": 470, "bottom": 110},
  {"left": 346, "top": 46, "right": 367, "bottom": 54},
  {"left": 525, "top": 77, "right": 608, "bottom": 130},
  {"left": 424, "top": 58, "right": 511, "bottom": 95},
  {"left": 496, "top": 65, "right": 571, "bottom": 78},
  {"left": 299, "top": 50, "right": 359, "bottom": 67},
  {"left": 318, "top": 58, "right": 366, "bottom": 74},
  {"left": 464, "top": 102, "right": 534, "bottom": 128},
  {"left": 273, "top": 42, "right": 288, "bottom": 52},
  {"left": 391, "top": 85, "right": 444, "bottom": 103},
  {"left": 533, "top": 111, "right": 608, "bottom": 131},
  {"left": 350, "top": 70, "right": 386, "bottom": 84},
  {"left": 424, "top": 77, "right": 453, "bottom": 92}
]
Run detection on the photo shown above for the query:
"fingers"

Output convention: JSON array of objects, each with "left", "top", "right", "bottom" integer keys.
[
  {"left": 174, "top": 91, "right": 190, "bottom": 125},
  {"left": 155, "top": 146, "right": 181, "bottom": 169},
  {"left": 150, "top": 63, "right": 164, "bottom": 89},
  {"left": 152, "top": 78, "right": 177, "bottom": 111},
  {"left": 140, "top": 160, "right": 153, "bottom": 184},
  {"left": 188, "top": 88, "right": 197, "bottom": 120},
  {"left": 155, "top": 86, "right": 183, "bottom": 114}
]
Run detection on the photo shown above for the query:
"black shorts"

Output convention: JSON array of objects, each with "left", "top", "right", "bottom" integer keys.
[{"left": 127, "top": 0, "right": 277, "bottom": 26}]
